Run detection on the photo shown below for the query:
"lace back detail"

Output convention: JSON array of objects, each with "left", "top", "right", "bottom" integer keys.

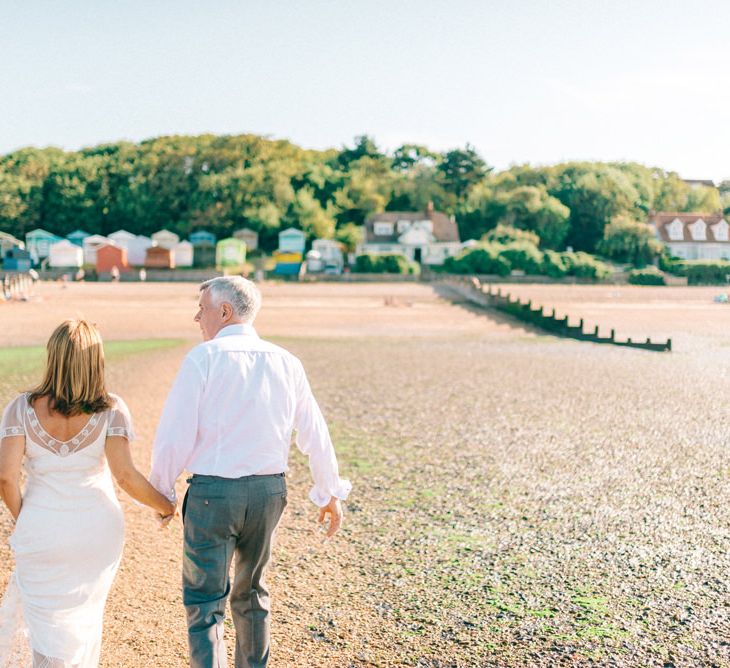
[{"left": 25, "top": 402, "right": 105, "bottom": 457}]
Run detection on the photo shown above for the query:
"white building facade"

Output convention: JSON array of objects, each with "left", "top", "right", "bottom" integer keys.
[
  {"left": 358, "top": 203, "right": 463, "bottom": 265},
  {"left": 650, "top": 212, "right": 730, "bottom": 260}
]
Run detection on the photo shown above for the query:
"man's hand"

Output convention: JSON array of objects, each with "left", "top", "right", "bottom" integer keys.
[
  {"left": 318, "top": 497, "right": 343, "bottom": 537},
  {"left": 155, "top": 500, "right": 178, "bottom": 528}
]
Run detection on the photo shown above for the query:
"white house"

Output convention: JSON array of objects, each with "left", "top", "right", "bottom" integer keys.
[
  {"left": 357, "top": 202, "right": 462, "bottom": 265},
  {"left": 151, "top": 229, "right": 180, "bottom": 249},
  {"left": 83, "top": 235, "right": 112, "bottom": 265},
  {"left": 48, "top": 240, "right": 83, "bottom": 268},
  {"left": 173, "top": 240, "right": 194, "bottom": 267},
  {"left": 649, "top": 212, "right": 730, "bottom": 260}
]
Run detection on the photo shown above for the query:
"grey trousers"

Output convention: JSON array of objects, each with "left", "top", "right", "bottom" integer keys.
[{"left": 182, "top": 473, "right": 287, "bottom": 668}]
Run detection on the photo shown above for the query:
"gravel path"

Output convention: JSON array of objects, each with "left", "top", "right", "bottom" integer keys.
[{"left": 0, "top": 283, "right": 728, "bottom": 667}]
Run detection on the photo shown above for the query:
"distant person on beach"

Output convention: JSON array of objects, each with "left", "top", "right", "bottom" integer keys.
[
  {"left": 0, "top": 320, "right": 175, "bottom": 666},
  {"left": 150, "top": 276, "right": 351, "bottom": 668}
]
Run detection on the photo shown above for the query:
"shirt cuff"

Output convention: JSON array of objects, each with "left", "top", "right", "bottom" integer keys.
[{"left": 308, "top": 478, "right": 352, "bottom": 507}]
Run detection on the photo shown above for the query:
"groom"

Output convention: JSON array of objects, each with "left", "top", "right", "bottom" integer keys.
[{"left": 150, "top": 276, "right": 351, "bottom": 668}]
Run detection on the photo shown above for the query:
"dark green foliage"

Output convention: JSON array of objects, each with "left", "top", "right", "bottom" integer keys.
[
  {"left": 354, "top": 253, "right": 418, "bottom": 274},
  {"left": 597, "top": 215, "right": 663, "bottom": 267},
  {"left": 561, "top": 252, "right": 612, "bottom": 280},
  {"left": 444, "top": 246, "right": 512, "bottom": 276},
  {"left": 482, "top": 224, "right": 539, "bottom": 246},
  {"left": 498, "top": 241, "right": 544, "bottom": 274},
  {"left": 677, "top": 261, "right": 730, "bottom": 285},
  {"left": 628, "top": 266, "right": 666, "bottom": 285},
  {"left": 541, "top": 250, "right": 568, "bottom": 277}
]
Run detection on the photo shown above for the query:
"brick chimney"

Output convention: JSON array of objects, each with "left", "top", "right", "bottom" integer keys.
[{"left": 425, "top": 201, "right": 434, "bottom": 217}]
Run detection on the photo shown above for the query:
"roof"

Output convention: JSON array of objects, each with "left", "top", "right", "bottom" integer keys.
[
  {"left": 365, "top": 207, "right": 460, "bottom": 243},
  {"left": 279, "top": 227, "right": 305, "bottom": 237},
  {"left": 682, "top": 179, "right": 716, "bottom": 188},
  {"left": 108, "top": 229, "right": 136, "bottom": 240},
  {"left": 650, "top": 212, "right": 728, "bottom": 243},
  {"left": 26, "top": 229, "right": 60, "bottom": 240}
]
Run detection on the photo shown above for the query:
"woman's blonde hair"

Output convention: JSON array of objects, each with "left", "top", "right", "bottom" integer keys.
[{"left": 29, "top": 319, "right": 111, "bottom": 416}]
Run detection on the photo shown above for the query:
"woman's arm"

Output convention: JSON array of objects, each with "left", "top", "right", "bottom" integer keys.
[
  {"left": 105, "top": 436, "right": 176, "bottom": 517},
  {"left": 0, "top": 436, "right": 25, "bottom": 520}
]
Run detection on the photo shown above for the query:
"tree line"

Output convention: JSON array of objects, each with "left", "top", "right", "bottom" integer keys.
[{"left": 0, "top": 133, "right": 727, "bottom": 253}]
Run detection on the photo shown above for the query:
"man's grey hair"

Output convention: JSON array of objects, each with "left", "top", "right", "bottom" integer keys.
[{"left": 200, "top": 276, "right": 262, "bottom": 323}]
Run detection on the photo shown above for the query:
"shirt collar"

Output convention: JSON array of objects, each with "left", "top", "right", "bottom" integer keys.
[{"left": 214, "top": 323, "right": 259, "bottom": 339}]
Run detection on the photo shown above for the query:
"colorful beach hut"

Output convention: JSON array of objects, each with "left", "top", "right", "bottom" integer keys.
[
  {"left": 278, "top": 228, "right": 306, "bottom": 255},
  {"left": 145, "top": 246, "right": 175, "bottom": 269},
  {"left": 97, "top": 244, "right": 129, "bottom": 273},
  {"left": 66, "top": 230, "right": 90, "bottom": 247},
  {"left": 26, "top": 229, "right": 63, "bottom": 262},
  {"left": 233, "top": 228, "right": 259, "bottom": 251},
  {"left": 189, "top": 230, "right": 217, "bottom": 245},
  {"left": 215, "top": 238, "right": 246, "bottom": 272}
]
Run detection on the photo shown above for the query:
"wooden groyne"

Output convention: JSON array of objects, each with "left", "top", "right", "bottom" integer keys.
[
  {"left": 442, "top": 276, "right": 671, "bottom": 353},
  {"left": 1, "top": 272, "right": 35, "bottom": 302}
]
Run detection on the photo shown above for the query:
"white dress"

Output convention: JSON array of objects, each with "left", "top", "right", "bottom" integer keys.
[{"left": 0, "top": 393, "right": 134, "bottom": 668}]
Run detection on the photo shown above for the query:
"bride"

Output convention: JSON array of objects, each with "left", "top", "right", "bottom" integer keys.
[{"left": 0, "top": 319, "right": 176, "bottom": 667}]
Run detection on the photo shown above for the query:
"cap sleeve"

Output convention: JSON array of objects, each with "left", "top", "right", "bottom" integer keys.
[
  {"left": 0, "top": 394, "right": 26, "bottom": 441},
  {"left": 106, "top": 394, "right": 135, "bottom": 441}
]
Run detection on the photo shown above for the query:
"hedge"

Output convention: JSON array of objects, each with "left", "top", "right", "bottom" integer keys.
[
  {"left": 676, "top": 260, "right": 730, "bottom": 285},
  {"left": 354, "top": 253, "right": 420, "bottom": 275},
  {"left": 628, "top": 266, "right": 666, "bottom": 285}
]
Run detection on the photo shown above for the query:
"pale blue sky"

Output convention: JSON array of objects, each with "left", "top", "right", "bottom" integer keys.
[{"left": 2, "top": 0, "right": 729, "bottom": 180}]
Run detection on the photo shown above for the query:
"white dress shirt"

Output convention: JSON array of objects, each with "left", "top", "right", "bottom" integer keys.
[{"left": 149, "top": 323, "right": 351, "bottom": 507}]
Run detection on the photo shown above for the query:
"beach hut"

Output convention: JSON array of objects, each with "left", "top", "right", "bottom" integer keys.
[
  {"left": 312, "top": 239, "right": 344, "bottom": 273},
  {"left": 233, "top": 228, "right": 259, "bottom": 251},
  {"left": 126, "top": 235, "right": 153, "bottom": 266},
  {"left": 48, "top": 240, "right": 83, "bottom": 268},
  {"left": 3, "top": 247, "right": 32, "bottom": 272},
  {"left": 278, "top": 228, "right": 305, "bottom": 255},
  {"left": 189, "top": 230, "right": 217, "bottom": 245},
  {"left": 173, "top": 240, "right": 194, "bottom": 267},
  {"left": 151, "top": 229, "right": 180, "bottom": 250},
  {"left": 96, "top": 244, "right": 129, "bottom": 273},
  {"left": 83, "top": 235, "right": 111, "bottom": 265},
  {"left": 108, "top": 230, "right": 137, "bottom": 248},
  {"left": 0, "top": 232, "right": 24, "bottom": 256},
  {"left": 26, "top": 229, "right": 63, "bottom": 262},
  {"left": 215, "top": 238, "right": 247, "bottom": 271},
  {"left": 145, "top": 246, "right": 175, "bottom": 269},
  {"left": 193, "top": 241, "right": 216, "bottom": 268},
  {"left": 305, "top": 250, "right": 324, "bottom": 273},
  {"left": 66, "top": 230, "right": 90, "bottom": 247}
]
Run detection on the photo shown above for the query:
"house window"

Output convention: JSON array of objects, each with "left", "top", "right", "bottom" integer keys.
[
  {"left": 667, "top": 219, "right": 684, "bottom": 241},
  {"left": 689, "top": 219, "right": 707, "bottom": 241},
  {"left": 374, "top": 222, "right": 394, "bottom": 236},
  {"left": 713, "top": 220, "right": 729, "bottom": 241},
  {"left": 397, "top": 220, "right": 411, "bottom": 233}
]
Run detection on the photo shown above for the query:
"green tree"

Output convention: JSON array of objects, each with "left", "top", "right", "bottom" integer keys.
[
  {"left": 498, "top": 186, "right": 570, "bottom": 248},
  {"left": 334, "top": 222, "right": 363, "bottom": 254},
  {"left": 437, "top": 144, "right": 490, "bottom": 199},
  {"left": 294, "top": 188, "right": 337, "bottom": 239},
  {"left": 597, "top": 215, "right": 663, "bottom": 267}
]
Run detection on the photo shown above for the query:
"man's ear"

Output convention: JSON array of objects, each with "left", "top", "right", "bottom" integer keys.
[{"left": 221, "top": 302, "right": 232, "bottom": 321}]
